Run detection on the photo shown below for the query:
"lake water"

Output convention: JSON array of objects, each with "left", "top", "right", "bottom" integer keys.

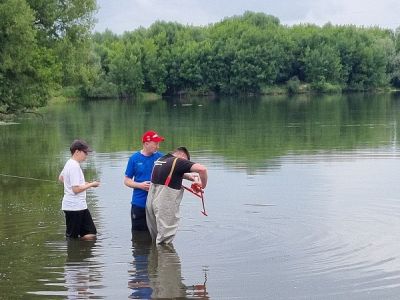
[{"left": 2, "top": 93, "right": 400, "bottom": 299}]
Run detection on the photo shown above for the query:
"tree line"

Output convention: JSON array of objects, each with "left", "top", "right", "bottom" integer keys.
[
  {"left": 1, "top": 5, "right": 400, "bottom": 113},
  {"left": 89, "top": 12, "right": 400, "bottom": 98}
]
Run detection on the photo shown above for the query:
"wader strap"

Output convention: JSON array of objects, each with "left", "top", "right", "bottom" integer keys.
[{"left": 164, "top": 157, "right": 178, "bottom": 186}]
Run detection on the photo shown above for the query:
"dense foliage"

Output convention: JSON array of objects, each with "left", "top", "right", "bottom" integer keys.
[
  {"left": 88, "top": 12, "right": 400, "bottom": 99},
  {"left": 1, "top": 9, "right": 400, "bottom": 111},
  {"left": 0, "top": 0, "right": 97, "bottom": 113}
]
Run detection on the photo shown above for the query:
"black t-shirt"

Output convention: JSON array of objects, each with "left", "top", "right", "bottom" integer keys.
[{"left": 151, "top": 153, "right": 195, "bottom": 190}]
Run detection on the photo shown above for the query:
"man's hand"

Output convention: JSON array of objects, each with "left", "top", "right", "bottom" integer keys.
[
  {"left": 141, "top": 181, "right": 151, "bottom": 191},
  {"left": 191, "top": 182, "right": 203, "bottom": 193}
]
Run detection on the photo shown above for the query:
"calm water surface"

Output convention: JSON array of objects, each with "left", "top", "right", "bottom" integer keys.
[{"left": 2, "top": 94, "right": 400, "bottom": 299}]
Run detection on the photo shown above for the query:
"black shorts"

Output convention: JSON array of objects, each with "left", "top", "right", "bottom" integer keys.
[
  {"left": 131, "top": 205, "right": 148, "bottom": 231},
  {"left": 64, "top": 209, "right": 97, "bottom": 239}
]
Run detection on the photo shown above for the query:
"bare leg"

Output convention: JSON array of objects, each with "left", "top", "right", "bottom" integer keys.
[{"left": 80, "top": 234, "right": 96, "bottom": 241}]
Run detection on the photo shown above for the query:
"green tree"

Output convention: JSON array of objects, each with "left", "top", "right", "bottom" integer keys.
[
  {"left": 0, "top": 0, "right": 98, "bottom": 114},
  {"left": 141, "top": 38, "right": 167, "bottom": 94},
  {"left": 27, "top": 0, "right": 98, "bottom": 90},
  {"left": 301, "top": 44, "right": 342, "bottom": 85},
  {"left": 109, "top": 41, "right": 144, "bottom": 97},
  {"left": 0, "top": 0, "right": 53, "bottom": 113},
  {"left": 88, "top": 11, "right": 397, "bottom": 98},
  {"left": 388, "top": 27, "right": 400, "bottom": 87}
]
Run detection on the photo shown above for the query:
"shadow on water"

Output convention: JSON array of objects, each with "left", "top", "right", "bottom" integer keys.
[{"left": 129, "top": 231, "right": 209, "bottom": 299}]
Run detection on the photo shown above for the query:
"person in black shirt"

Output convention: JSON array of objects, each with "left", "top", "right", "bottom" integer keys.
[{"left": 145, "top": 147, "right": 208, "bottom": 244}]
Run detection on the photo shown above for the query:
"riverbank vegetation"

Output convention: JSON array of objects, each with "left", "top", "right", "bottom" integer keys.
[
  {"left": 0, "top": 0, "right": 97, "bottom": 114},
  {"left": 89, "top": 12, "right": 400, "bottom": 98},
  {"left": 1, "top": 4, "right": 400, "bottom": 114}
]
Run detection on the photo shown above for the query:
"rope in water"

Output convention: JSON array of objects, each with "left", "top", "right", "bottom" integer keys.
[{"left": 0, "top": 173, "right": 57, "bottom": 183}]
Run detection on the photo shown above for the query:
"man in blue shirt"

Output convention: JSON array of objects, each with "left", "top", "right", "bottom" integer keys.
[{"left": 124, "top": 130, "right": 165, "bottom": 233}]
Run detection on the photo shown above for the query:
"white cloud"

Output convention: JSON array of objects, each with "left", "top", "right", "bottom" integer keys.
[{"left": 293, "top": 0, "right": 400, "bottom": 28}]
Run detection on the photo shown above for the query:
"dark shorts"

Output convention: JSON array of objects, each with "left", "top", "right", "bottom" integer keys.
[
  {"left": 131, "top": 205, "right": 148, "bottom": 232},
  {"left": 64, "top": 209, "right": 97, "bottom": 239}
]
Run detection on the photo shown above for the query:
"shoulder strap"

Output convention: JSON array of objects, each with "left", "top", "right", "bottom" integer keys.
[{"left": 164, "top": 157, "right": 178, "bottom": 186}]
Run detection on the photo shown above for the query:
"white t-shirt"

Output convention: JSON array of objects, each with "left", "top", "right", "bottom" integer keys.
[{"left": 60, "top": 158, "right": 87, "bottom": 211}]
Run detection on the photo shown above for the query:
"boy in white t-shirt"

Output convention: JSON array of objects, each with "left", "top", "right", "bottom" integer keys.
[{"left": 59, "top": 140, "right": 100, "bottom": 240}]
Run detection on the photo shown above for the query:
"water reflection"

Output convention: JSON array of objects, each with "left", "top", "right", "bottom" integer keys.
[
  {"left": 129, "top": 232, "right": 153, "bottom": 299},
  {"left": 129, "top": 232, "right": 208, "bottom": 299},
  {"left": 64, "top": 240, "right": 102, "bottom": 299},
  {"left": 26, "top": 239, "right": 103, "bottom": 299}
]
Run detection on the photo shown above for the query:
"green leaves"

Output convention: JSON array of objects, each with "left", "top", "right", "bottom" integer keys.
[
  {"left": 0, "top": 0, "right": 51, "bottom": 112},
  {"left": 0, "top": 0, "right": 97, "bottom": 113}
]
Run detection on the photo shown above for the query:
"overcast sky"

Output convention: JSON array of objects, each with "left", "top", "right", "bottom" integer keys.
[{"left": 94, "top": 0, "right": 400, "bottom": 34}]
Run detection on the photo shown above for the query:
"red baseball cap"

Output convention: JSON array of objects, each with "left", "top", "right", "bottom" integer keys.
[{"left": 142, "top": 130, "right": 165, "bottom": 143}]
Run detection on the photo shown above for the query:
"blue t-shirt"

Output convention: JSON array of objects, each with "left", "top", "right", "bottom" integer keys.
[{"left": 125, "top": 151, "right": 163, "bottom": 207}]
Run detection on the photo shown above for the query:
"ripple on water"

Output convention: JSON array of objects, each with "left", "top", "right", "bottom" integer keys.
[{"left": 178, "top": 185, "right": 400, "bottom": 298}]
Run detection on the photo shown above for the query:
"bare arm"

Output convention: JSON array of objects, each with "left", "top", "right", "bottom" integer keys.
[
  {"left": 72, "top": 181, "right": 100, "bottom": 194},
  {"left": 124, "top": 176, "right": 151, "bottom": 191},
  {"left": 183, "top": 173, "right": 198, "bottom": 181},
  {"left": 189, "top": 163, "right": 208, "bottom": 188}
]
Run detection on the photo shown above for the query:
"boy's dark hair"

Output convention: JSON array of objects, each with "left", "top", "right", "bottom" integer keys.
[
  {"left": 175, "top": 146, "right": 190, "bottom": 160},
  {"left": 70, "top": 139, "right": 92, "bottom": 154}
]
